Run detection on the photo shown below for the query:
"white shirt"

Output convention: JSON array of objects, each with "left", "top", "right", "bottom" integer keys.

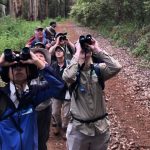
[{"left": 9, "top": 82, "right": 29, "bottom": 108}]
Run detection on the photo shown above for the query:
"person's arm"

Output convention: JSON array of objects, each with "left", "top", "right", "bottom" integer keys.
[
  {"left": 49, "top": 36, "right": 60, "bottom": 55},
  {"left": 89, "top": 38, "right": 122, "bottom": 81},
  {"left": 24, "top": 52, "right": 64, "bottom": 105},
  {"left": 62, "top": 41, "right": 81, "bottom": 84},
  {"left": 65, "top": 39, "right": 75, "bottom": 55},
  {"left": 25, "top": 35, "right": 35, "bottom": 47},
  {"left": 32, "top": 65, "right": 65, "bottom": 105}
]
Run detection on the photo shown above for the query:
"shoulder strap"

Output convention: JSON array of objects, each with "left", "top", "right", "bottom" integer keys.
[
  {"left": 93, "top": 64, "right": 105, "bottom": 90},
  {"left": 69, "top": 65, "right": 81, "bottom": 97},
  {"left": 66, "top": 59, "right": 71, "bottom": 66}
]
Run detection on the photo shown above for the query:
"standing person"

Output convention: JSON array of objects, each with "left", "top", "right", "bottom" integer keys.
[
  {"left": 51, "top": 46, "right": 71, "bottom": 139},
  {"left": 49, "top": 32, "right": 75, "bottom": 63},
  {"left": 26, "top": 26, "right": 51, "bottom": 49},
  {"left": 44, "top": 21, "right": 57, "bottom": 41},
  {"left": 0, "top": 48, "right": 64, "bottom": 150},
  {"left": 31, "top": 48, "right": 52, "bottom": 150},
  {"left": 62, "top": 38, "right": 122, "bottom": 150}
]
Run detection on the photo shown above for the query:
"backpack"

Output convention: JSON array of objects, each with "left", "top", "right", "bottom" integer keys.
[{"left": 69, "top": 63, "right": 105, "bottom": 98}]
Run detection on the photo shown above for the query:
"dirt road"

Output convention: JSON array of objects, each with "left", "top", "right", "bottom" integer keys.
[{"left": 47, "top": 20, "right": 150, "bottom": 150}]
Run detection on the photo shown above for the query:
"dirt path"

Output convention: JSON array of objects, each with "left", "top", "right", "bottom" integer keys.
[{"left": 47, "top": 20, "right": 150, "bottom": 150}]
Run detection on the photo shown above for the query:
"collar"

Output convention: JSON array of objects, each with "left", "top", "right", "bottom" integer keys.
[{"left": 9, "top": 81, "right": 29, "bottom": 95}]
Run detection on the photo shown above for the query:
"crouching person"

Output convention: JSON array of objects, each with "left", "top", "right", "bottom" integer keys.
[
  {"left": 0, "top": 48, "right": 64, "bottom": 150},
  {"left": 62, "top": 38, "right": 122, "bottom": 150}
]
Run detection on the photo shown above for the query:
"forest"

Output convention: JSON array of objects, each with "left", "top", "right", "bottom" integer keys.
[
  {"left": 0, "top": 1, "right": 150, "bottom": 149},
  {"left": 0, "top": 0, "right": 150, "bottom": 61}
]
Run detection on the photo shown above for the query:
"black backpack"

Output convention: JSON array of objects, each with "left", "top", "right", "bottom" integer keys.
[{"left": 69, "top": 63, "right": 105, "bottom": 98}]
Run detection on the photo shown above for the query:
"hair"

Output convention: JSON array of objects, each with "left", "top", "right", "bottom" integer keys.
[
  {"left": 50, "top": 21, "right": 56, "bottom": 26},
  {"left": 1, "top": 51, "right": 38, "bottom": 83},
  {"left": 1, "top": 64, "right": 38, "bottom": 83}
]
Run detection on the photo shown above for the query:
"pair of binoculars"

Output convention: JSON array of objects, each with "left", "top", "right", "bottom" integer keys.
[
  {"left": 59, "top": 35, "right": 67, "bottom": 41},
  {"left": 4, "top": 47, "right": 30, "bottom": 62},
  {"left": 79, "top": 34, "right": 93, "bottom": 53}
]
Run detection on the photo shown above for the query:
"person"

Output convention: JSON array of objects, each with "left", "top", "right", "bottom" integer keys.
[
  {"left": 44, "top": 21, "right": 57, "bottom": 41},
  {"left": 31, "top": 48, "right": 52, "bottom": 150},
  {"left": 62, "top": 38, "right": 122, "bottom": 150},
  {"left": 34, "top": 42, "right": 46, "bottom": 49},
  {"left": 51, "top": 46, "right": 71, "bottom": 139},
  {"left": 26, "top": 26, "right": 51, "bottom": 49},
  {"left": 49, "top": 32, "right": 75, "bottom": 63},
  {"left": 0, "top": 48, "right": 64, "bottom": 150}
]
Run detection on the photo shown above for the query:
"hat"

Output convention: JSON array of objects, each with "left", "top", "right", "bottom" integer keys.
[
  {"left": 34, "top": 42, "right": 45, "bottom": 48},
  {"left": 0, "top": 51, "right": 38, "bottom": 83},
  {"left": 55, "top": 32, "right": 67, "bottom": 38},
  {"left": 55, "top": 46, "right": 65, "bottom": 52},
  {"left": 36, "top": 26, "right": 44, "bottom": 31},
  {"left": 31, "top": 48, "right": 51, "bottom": 64}
]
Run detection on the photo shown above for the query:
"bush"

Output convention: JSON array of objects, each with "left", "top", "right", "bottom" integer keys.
[{"left": 0, "top": 16, "right": 53, "bottom": 53}]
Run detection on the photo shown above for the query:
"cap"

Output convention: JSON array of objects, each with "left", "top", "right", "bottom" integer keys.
[{"left": 31, "top": 48, "right": 51, "bottom": 64}]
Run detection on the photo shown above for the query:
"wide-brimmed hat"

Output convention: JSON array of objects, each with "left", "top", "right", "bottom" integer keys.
[
  {"left": 55, "top": 32, "right": 67, "bottom": 38},
  {"left": 31, "top": 48, "right": 51, "bottom": 64},
  {"left": 0, "top": 51, "right": 38, "bottom": 83},
  {"left": 34, "top": 42, "right": 45, "bottom": 48}
]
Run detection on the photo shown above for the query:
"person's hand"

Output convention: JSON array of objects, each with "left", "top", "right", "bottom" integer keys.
[
  {"left": 88, "top": 38, "right": 102, "bottom": 53},
  {"left": 56, "top": 36, "right": 60, "bottom": 45},
  {"left": 0, "top": 53, "right": 17, "bottom": 67},
  {"left": 20, "top": 52, "right": 45, "bottom": 69},
  {"left": 46, "top": 43, "right": 51, "bottom": 49},
  {"left": 75, "top": 40, "right": 82, "bottom": 54}
]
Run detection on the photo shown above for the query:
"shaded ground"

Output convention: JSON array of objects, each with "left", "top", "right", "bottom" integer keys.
[{"left": 47, "top": 20, "right": 150, "bottom": 150}]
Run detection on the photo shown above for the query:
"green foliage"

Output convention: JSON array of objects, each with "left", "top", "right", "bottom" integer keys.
[
  {"left": 70, "top": 0, "right": 150, "bottom": 61},
  {"left": 98, "top": 21, "right": 150, "bottom": 61},
  {"left": 132, "top": 32, "right": 150, "bottom": 61},
  {"left": 70, "top": 0, "right": 113, "bottom": 26},
  {"left": 0, "top": 16, "right": 53, "bottom": 53}
]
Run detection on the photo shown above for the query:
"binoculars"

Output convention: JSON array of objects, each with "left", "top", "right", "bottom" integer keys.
[
  {"left": 79, "top": 34, "right": 93, "bottom": 52},
  {"left": 4, "top": 47, "right": 31, "bottom": 62},
  {"left": 59, "top": 35, "right": 67, "bottom": 41}
]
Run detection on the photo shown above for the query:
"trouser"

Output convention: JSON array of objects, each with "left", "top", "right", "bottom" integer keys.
[
  {"left": 66, "top": 123, "right": 110, "bottom": 150},
  {"left": 52, "top": 98, "right": 70, "bottom": 129},
  {"left": 37, "top": 105, "right": 52, "bottom": 150}
]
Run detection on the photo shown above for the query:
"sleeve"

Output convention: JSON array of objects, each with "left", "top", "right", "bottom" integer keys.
[
  {"left": 94, "top": 50, "right": 122, "bottom": 81},
  {"left": 32, "top": 65, "right": 65, "bottom": 105},
  {"left": 62, "top": 56, "right": 79, "bottom": 85}
]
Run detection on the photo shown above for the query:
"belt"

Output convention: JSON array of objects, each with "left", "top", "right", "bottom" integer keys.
[{"left": 71, "top": 113, "right": 108, "bottom": 124}]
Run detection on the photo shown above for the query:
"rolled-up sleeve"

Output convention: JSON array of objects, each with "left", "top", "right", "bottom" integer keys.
[
  {"left": 94, "top": 51, "right": 122, "bottom": 81},
  {"left": 32, "top": 65, "right": 65, "bottom": 105},
  {"left": 62, "top": 56, "right": 79, "bottom": 84}
]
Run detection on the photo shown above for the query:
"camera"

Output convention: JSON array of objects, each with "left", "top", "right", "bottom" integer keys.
[
  {"left": 59, "top": 35, "right": 67, "bottom": 41},
  {"left": 79, "top": 34, "right": 93, "bottom": 52},
  {"left": 4, "top": 47, "right": 31, "bottom": 62}
]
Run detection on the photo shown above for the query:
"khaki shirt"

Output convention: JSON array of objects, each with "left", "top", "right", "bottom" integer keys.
[{"left": 63, "top": 50, "right": 122, "bottom": 136}]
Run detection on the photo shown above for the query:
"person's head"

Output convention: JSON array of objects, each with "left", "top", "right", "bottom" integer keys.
[
  {"left": 31, "top": 48, "right": 51, "bottom": 64},
  {"left": 54, "top": 46, "right": 65, "bottom": 59},
  {"left": 8, "top": 63, "right": 30, "bottom": 85},
  {"left": 34, "top": 42, "right": 46, "bottom": 49},
  {"left": 55, "top": 32, "right": 67, "bottom": 46},
  {"left": 50, "top": 21, "right": 56, "bottom": 28},
  {"left": 1, "top": 51, "right": 38, "bottom": 84},
  {"left": 35, "top": 26, "right": 44, "bottom": 39}
]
